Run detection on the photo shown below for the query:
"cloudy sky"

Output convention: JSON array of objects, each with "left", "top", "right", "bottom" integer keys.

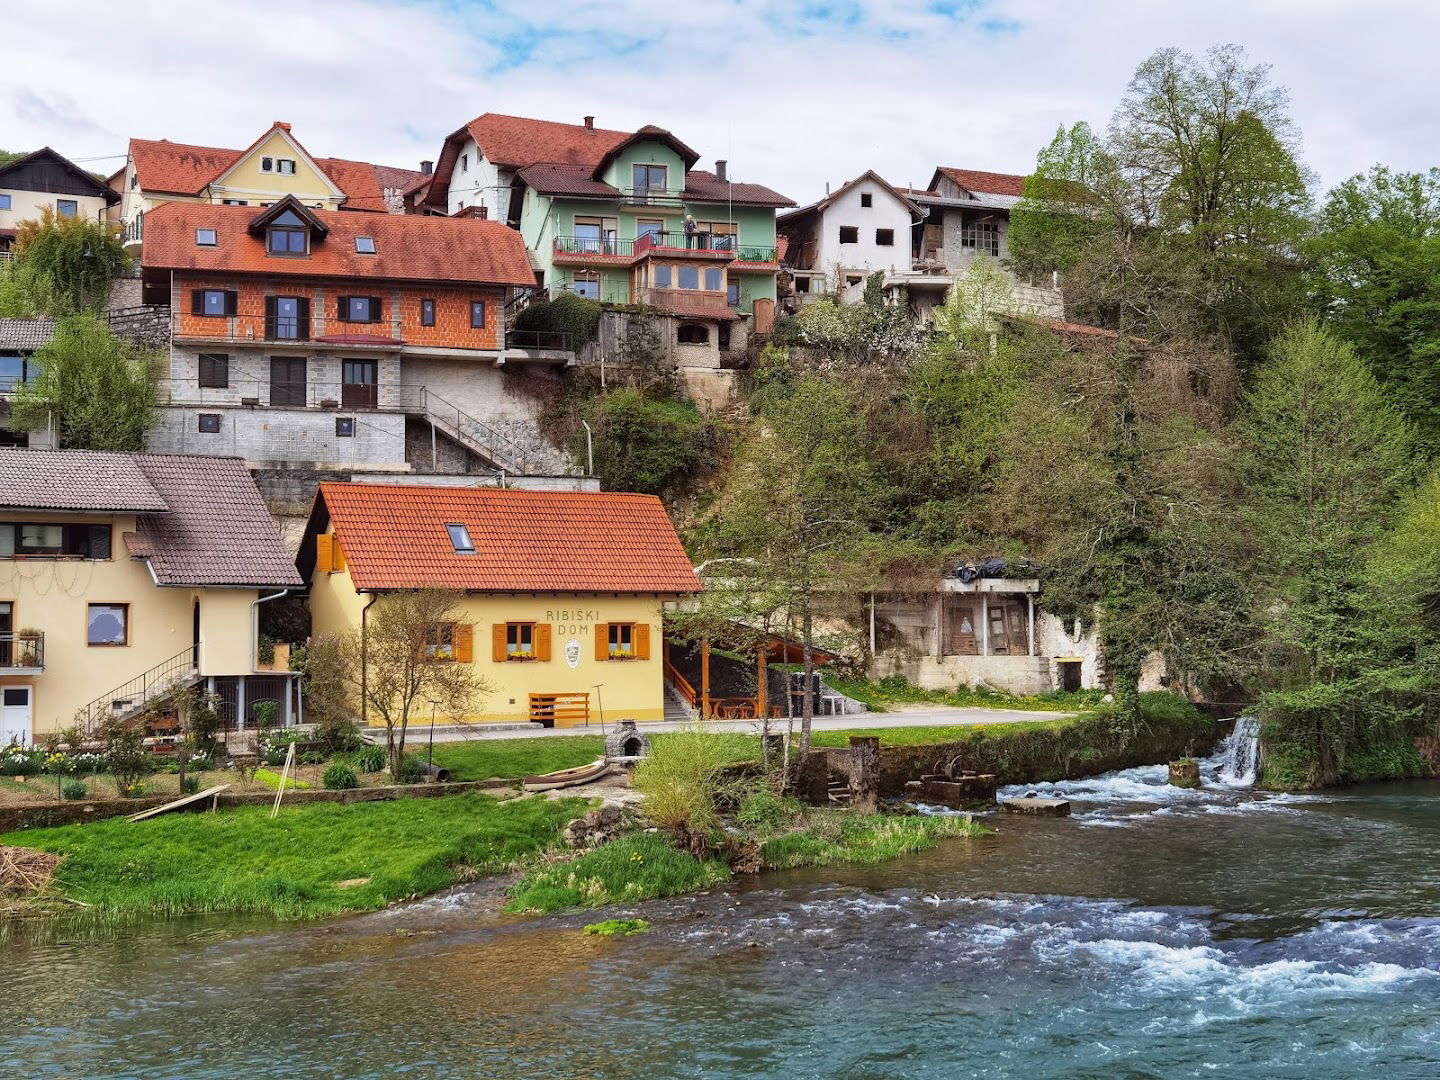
[{"left": 4, "top": 0, "right": 1436, "bottom": 203}]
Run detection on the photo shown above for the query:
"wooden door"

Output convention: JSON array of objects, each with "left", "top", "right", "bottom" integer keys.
[
  {"left": 949, "top": 602, "right": 978, "bottom": 655},
  {"left": 987, "top": 604, "right": 1010, "bottom": 655},
  {"left": 1006, "top": 605, "right": 1028, "bottom": 655}
]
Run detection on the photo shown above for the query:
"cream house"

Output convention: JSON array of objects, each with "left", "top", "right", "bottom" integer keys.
[
  {"left": 0, "top": 148, "right": 119, "bottom": 256},
  {"left": 0, "top": 450, "right": 302, "bottom": 744},
  {"left": 302, "top": 483, "right": 701, "bottom": 727}
]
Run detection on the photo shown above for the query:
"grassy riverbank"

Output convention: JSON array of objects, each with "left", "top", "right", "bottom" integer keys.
[
  {"left": 506, "top": 810, "right": 983, "bottom": 914},
  {"left": 2, "top": 792, "right": 585, "bottom": 920},
  {"left": 823, "top": 675, "right": 1106, "bottom": 714}
]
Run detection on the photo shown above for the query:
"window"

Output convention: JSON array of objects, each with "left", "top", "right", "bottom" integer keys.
[
  {"left": 197, "top": 413, "right": 221, "bottom": 433},
  {"left": 459, "top": 153, "right": 468, "bottom": 174},
  {"left": 420, "top": 299, "right": 435, "bottom": 326},
  {"left": 1, "top": 522, "right": 110, "bottom": 559},
  {"left": 571, "top": 271, "right": 599, "bottom": 300},
  {"left": 261, "top": 156, "right": 274, "bottom": 172},
  {"left": 704, "top": 268, "right": 722, "bottom": 291},
  {"left": 704, "top": 222, "right": 738, "bottom": 250},
  {"left": 470, "top": 301, "right": 486, "bottom": 329},
  {"left": 794, "top": 276, "right": 811, "bottom": 294},
  {"left": 341, "top": 359, "right": 377, "bottom": 408},
  {"left": 425, "top": 622, "right": 456, "bottom": 660},
  {"left": 130, "top": 173, "right": 137, "bottom": 190},
  {"left": 195, "top": 228, "right": 217, "bottom": 246},
  {"left": 875, "top": 228, "right": 895, "bottom": 246},
  {"left": 269, "top": 356, "right": 306, "bottom": 406},
  {"left": 505, "top": 622, "right": 534, "bottom": 658},
  {"left": 574, "top": 216, "right": 618, "bottom": 254},
  {"left": 860, "top": 192, "right": 873, "bottom": 208},
  {"left": 960, "top": 216, "right": 1000, "bottom": 256},
  {"left": 608, "top": 622, "right": 634, "bottom": 657},
  {"left": 677, "top": 324, "right": 709, "bottom": 345},
  {"left": 221, "top": 199, "right": 249, "bottom": 206},
  {"left": 342, "top": 296, "right": 379, "bottom": 323},
  {"left": 268, "top": 226, "right": 308, "bottom": 254},
  {"left": 277, "top": 159, "right": 296, "bottom": 175},
  {"left": 631, "top": 164, "right": 668, "bottom": 199},
  {"left": 335, "top": 416, "right": 355, "bottom": 437},
  {"left": 192, "top": 289, "right": 236, "bottom": 317},
  {"left": 845, "top": 275, "right": 863, "bottom": 287},
  {"left": 636, "top": 218, "right": 664, "bottom": 243},
  {"left": 87, "top": 604, "right": 128, "bottom": 646},
  {"left": 198, "top": 353, "right": 229, "bottom": 389},
  {"left": 355, "top": 236, "right": 376, "bottom": 254},
  {"left": 57, "top": 200, "right": 77, "bottom": 218},
  {"left": 652, "top": 265, "right": 672, "bottom": 288},
  {"left": 727, "top": 281, "right": 741, "bottom": 307},
  {"left": 839, "top": 226, "right": 859, "bottom": 244},
  {"left": 0, "top": 195, "right": 10, "bottom": 210},
  {"left": 445, "top": 522, "right": 475, "bottom": 553},
  {"left": 266, "top": 295, "right": 308, "bottom": 340},
  {"left": 677, "top": 266, "right": 699, "bottom": 290},
  {"left": 0, "top": 353, "right": 32, "bottom": 392}
]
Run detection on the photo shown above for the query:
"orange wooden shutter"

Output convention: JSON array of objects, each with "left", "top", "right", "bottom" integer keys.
[
  {"left": 453, "top": 623, "right": 474, "bottom": 663},
  {"left": 595, "top": 624, "right": 609, "bottom": 661},
  {"left": 315, "top": 534, "right": 333, "bottom": 574},
  {"left": 332, "top": 536, "right": 347, "bottom": 572},
  {"left": 534, "top": 623, "right": 552, "bottom": 661},
  {"left": 491, "top": 623, "right": 508, "bottom": 663},
  {"left": 634, "top": 623, "right": 651, "bottom": 660}
]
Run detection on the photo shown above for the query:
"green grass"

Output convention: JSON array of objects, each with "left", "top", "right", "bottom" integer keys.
[
  {"left": 431, "top": 736, "right": 606, "bottom": 782},
  {"left": 253, "top": 768, "right": 312, "bottom": 790},
  {"left": 823, "top": 674, "right": 1104, "bottom": 715},
  {"left": 584, "top": 918, "right": 650, "bottom": 936},
  {"left": 759, "top": 810, "right": 985, "bottom": 869},
  {"left": 3, "top": 792, "right": 586, "bottom": 920},
  {"left": 507, "top": 832, "right": 730, "bottom": 914}
]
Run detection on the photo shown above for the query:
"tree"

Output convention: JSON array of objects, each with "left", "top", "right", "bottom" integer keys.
[
  {"left": 709, "top": 373, "right": 878, "bottom": 756},
  {"left": 1309, "top": 166, "right": 1440, "bottom": 446},
  {"left": 10, "top": 205, "right": 130, "bottom": 314},
  {"left": 584, "top": 388, "right": 716, "bottom": 498},
  {"left": 340, "top": 590, "right": 491, "bottom": 775},
  {"left": 5, "top": 313, "right": 160, "bottom": 450}
]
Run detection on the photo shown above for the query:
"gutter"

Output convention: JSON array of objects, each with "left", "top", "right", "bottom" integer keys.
[{"left": 251, "top": 588, "right": 292, "bottom": 673}]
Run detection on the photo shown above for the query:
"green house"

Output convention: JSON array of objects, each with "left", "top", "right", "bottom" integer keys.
[{"left": 425, "top": 116, "right": 793, "bottom": 346}]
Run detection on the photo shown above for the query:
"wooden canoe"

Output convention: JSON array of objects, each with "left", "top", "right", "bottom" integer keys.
[{"left": 523, "top": 758, "right": 611, "bottom": 792}]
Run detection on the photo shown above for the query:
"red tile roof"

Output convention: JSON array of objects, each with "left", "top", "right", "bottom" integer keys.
[
  {"left": 128, "top": 135, "right": 423, "bottom": 212},
  {"left": 141, "top": 201, "right": 536, "bottom": 287},
  {"left": 313, "top": 484, "right": 701, "bottom": 594},
  {"left": 683, "top": 170, "right": 794, "bottom": 208},
  {"left": 517, "top": 163, "right": 622, "bottom": 199},
  {"left": 935, "top": 167, "right": 1026, "bottom": 198},
  {"left": 468, "top": 113, "right": 631, "bottom": 169}
]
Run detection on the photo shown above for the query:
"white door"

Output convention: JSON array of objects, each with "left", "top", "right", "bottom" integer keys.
[{"left": 1, "top": 686, "right": 32, "bottom": 747}]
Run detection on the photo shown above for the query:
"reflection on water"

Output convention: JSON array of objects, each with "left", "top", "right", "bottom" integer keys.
[{"left": 3, "top": 761, "right": 1440, "bottom": 1077}]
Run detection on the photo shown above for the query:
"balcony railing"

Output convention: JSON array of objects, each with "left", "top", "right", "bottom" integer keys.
[
  {"left": 0, "top": 632, "right": 44, "bottom": 672},
  {"left": 175, "top": 312, "right": 320, "bottom": 344},
  {"left": 730, "top": 244, "right": 779, "bottom": 263},
  {"left": 554, "top": 231, "right": 739, "bottom": 258},
  {"left": 636, "top": 287, "right": 732, "bottom": 315},
  {"left": 621, "top": 186, "right": 687, "bottom": 207}
]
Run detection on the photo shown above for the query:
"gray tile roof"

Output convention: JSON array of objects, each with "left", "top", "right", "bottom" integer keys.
[
  {"left": 0, "top": 318, "right": 57, "bottom": 352},
  {"left": 130, "top": 455, "right": 303, "bottom": 588},
  {"left": 0, "top": 448, "right": 169, "bottom": 511}
]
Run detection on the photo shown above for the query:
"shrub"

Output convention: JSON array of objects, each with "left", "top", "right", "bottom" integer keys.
[
  {"left": 102, "top": 718, "right": 154, "bottom": 793},
  {"left": 322, "top": 763, "right": 358, "bottom": 790},
  {"left": 299, "top": 750, "right": 327, "bottom": 766},
  {"left": 0, "top": 747, "right": 42, "bottom": 777},
  {"left": 508, "top": 833, "right": 729, "bottom": 914},
  {"left": 513, "top": 291, "right": 602, "bottom": 347},
  {"left": 394, "top": 757, "right": 428, "bottom": 785},
  {"left": 61, "top": 778, "right": 88, "bottom": 801},
  {"left": 735, "top": 784, "right": 798, "bottom": 835},
  {"left": 180, "top": 775, "right": 201, "bottom": 796},
  {"left": 631, "top": 728, "right": 754, "bottom": 838},
  {"left": 122, "top": 782, "right": 147, "bottom": 799},
  {"left": 353, "top": 745, "right": 386, "bottom": 773},
  {"left": 186, "top": 753, "right": 213, "bottom": 772}
]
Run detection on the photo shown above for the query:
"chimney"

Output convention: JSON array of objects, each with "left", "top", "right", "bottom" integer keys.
[
  {"left": 715, "top": 159, "right": 728, "bottom": 183},
  {"left": 584, "top": 115, "right": 595, "bottom": 131},
  {"left": 420, "top": 160, "right": 433, "bottom": 175},
  {"left": 274, "top": 121, "right": 291, "bottom": 132}
]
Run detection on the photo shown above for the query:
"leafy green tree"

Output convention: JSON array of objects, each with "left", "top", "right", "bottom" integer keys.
[
  {"left": 584, "top": 388, "right": 716, "bottom": 498},
  {"left": 10, "top": 206, "right": 129, "bottom": 314},
  {"left": 5, "top": 313, "right": 160, "bottom": 449},
  {"left": 1309, "top": 166, "right": 1440, "bottom": 445}
]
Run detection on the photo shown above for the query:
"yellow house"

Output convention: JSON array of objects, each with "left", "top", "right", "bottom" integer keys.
[
  {"left": 0, "top": 450, "right": 303, "bottom": 744},
  {"left": 301, "top": 483, "right": 702, "bottom": 727}
]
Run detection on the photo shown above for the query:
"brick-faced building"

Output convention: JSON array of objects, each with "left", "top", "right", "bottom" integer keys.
[{"left": 140, "top": 196, "right": 572, "bottom": 474}]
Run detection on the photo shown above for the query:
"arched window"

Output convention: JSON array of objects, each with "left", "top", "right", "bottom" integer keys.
[{"left": 677, "top": 323, "right": 709, "bottom": 345}]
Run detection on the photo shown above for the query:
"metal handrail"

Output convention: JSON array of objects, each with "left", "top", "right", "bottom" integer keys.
[
  {"left": 78, "top": 645, "right": 198, "bottom": 737},
  {"left": 0, "top": 632, "right": 43, "bottom": 671}
]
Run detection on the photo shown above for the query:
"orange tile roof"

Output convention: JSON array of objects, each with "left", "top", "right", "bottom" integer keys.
[
  {"left": 935, "top": 167, "right": 1026, "bottom": 198},
  {"left": 128, "top": 135, "right": 423, "bottom": 212},
  {"left": 468, "top": 113, "right": 631, "bottom": 169},
  {"left": 141, "top": 201, "right": 536, "bottom": 286},
  {"left": 312, "top": 484, "right": 701, "bottom": 594}
]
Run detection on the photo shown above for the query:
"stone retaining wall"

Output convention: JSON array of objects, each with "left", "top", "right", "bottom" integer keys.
[{"left": 0, "top": 778, "right": 517, "bottom": 834}]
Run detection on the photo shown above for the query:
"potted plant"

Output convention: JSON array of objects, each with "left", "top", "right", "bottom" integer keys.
[{"left": 16, "top": 629, "right": 41, "bottom": 667}]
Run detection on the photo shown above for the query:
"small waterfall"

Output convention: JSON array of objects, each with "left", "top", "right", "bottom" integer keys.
[{"left": 1208, "top": 716, "right": 1260, "bottom": 788}]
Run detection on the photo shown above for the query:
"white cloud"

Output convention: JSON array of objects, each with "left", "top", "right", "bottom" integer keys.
[{"left": 0, "top": 0, "right": 1435, "bottom": 200}]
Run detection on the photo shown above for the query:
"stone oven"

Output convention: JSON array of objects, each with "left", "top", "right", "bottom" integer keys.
[{"left": 604, "top": 719, "right": 651, "bottom": 761}]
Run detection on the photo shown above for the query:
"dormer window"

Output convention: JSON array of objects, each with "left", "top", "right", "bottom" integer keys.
[
  {"left": 355, "top": 236, "right": 376, "bottom": 254},
  {"left": 445, "top": 523, "right": 475, "bottom": 554},
  {"left": 196, "top": 228, "right": 217, "bottom": 246},
  {"left": 267, "top": 209, "right": 309, "bottom": 255},
  {"left": 261, "top": 156, "right": 274, "bottom": 172}
]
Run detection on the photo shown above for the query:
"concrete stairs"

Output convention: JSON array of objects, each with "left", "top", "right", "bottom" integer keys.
[{"left": 663, "top": 680, "right": 696, "bottom": 724}]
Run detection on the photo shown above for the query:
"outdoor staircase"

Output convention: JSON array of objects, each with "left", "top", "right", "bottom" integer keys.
[
  {"left": 663, "top": 678, "right": 696, "bottom": 724},
  {"left": 77, "top": 647, "right": 199, "bottom": 739},
  {"left": 406, "top": 387, "right": 531, "bottom": 474}
]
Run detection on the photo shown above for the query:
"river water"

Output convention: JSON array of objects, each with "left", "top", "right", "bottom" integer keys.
[{"left": 3, "top": 723, "right": 1439, "bottom": 1079}]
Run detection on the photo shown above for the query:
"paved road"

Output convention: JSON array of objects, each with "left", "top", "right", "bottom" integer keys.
[{"left": 415, "top": 705, "right": 1072, "bottom": 743}]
